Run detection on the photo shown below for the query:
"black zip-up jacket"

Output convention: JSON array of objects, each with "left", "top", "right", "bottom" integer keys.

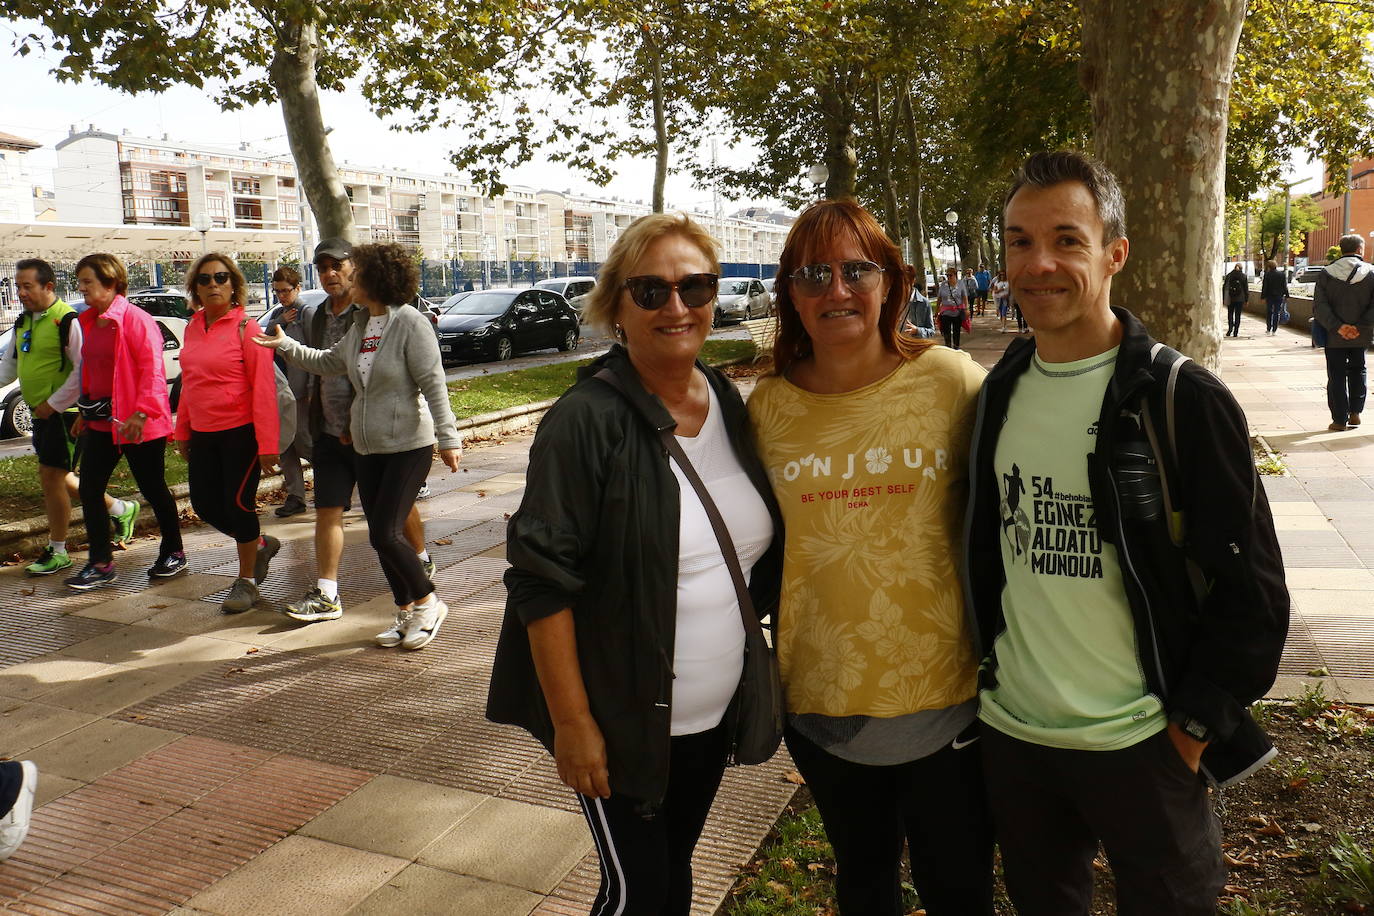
[
  {"left": 486, "top": 345, "right": 783, "bottom": 806},
  {"left": 1261, "top": 268, "right": 1289, "bottom": 303},
  {"left": 963, "top": 307, "right": 1289, "bottom": 787},
  {"left": 1222, "top": 269, "right": 1249, "bottom": 303}
]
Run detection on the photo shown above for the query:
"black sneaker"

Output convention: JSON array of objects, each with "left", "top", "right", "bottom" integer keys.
[
  {"left": 148, "top": 552, "right": 188, "bottom": 578},
  {"left": 274, "top": 497, "right": 308, "bottom": 518},
  {"left": 65, "top": 562, "right": 117, "bottom": 591}
]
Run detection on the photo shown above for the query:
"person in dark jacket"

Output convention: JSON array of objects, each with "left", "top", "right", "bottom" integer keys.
[
  {"left": 1222, "top": 262, "right": 1249, "bottom": 337},
  {"left": 1313, "top": 234, "right": 1374, "bottom": 431},
  {"left": 969, "top": 151, "right": 1288, "bottom": 915},
  {"left": 1260, "top": 258, "right": 1289, "bottom": 336},
  {"left": 488, "top": 212, "right": 782, "bottom": 916}
]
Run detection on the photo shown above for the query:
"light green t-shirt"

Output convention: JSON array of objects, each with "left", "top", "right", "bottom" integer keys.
[{"left": 978, "top": 346, "right": 1165, "bottom": 751}]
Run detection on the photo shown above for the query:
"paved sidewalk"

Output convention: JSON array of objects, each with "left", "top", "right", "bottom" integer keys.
[
  {"left": 0, "top": 308, "right": 1369, "bottom": 915},
  {"left": 0, "top": 437, "right": 794, "bottom": 915}
]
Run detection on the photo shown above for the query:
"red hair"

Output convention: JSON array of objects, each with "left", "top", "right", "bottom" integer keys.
[{"left": 771, "top": 200, "right": 930, "bottom": 375}]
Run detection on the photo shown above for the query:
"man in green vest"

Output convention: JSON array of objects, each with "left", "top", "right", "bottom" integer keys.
[{"left": 1, "top": 258, "right": 138, "bottom": 575}]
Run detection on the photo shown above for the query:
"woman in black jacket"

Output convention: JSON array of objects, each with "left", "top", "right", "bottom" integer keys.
[
  {"left": 1261, "top": 258, "right": 1289, "bottom": 335},
  {"left": 487, "top": 213, "right": 782, "bottom": 915}
]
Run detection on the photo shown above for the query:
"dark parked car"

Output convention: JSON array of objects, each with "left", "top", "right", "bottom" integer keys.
[
  {"left": 1293, "top": 265, "right": 1326, "bottom": 284},
  {"left": 435, "top": 288, "right": 579, "bottom": 364}
]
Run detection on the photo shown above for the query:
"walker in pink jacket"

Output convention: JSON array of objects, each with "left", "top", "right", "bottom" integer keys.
[{"left": 76, "top": 295, "right": 173, "bottom": 444}]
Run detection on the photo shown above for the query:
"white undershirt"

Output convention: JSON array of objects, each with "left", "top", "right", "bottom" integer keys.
[
  {"left": 357, "top": 314, "right": 387, "bottom": 386},
  {"left": 668, "top": 382, "right": 775, "bottom": 736}
]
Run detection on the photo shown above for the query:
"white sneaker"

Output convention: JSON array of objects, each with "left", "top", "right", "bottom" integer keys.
[
  {"left": 400, "top": 600, "right": 448, "bottom": 650},
  {"left": 375, "top": 608, "right": 414, "bottom": 648},
  {"left": 0, "top": 761, "right": 38, "bottom": 861}
]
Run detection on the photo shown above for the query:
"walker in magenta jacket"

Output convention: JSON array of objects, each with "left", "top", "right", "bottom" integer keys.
[{"left": 76, "top": 294, "right": 173, "bottom": 444}]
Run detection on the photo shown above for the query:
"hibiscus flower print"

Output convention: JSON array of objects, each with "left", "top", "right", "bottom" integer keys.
[{"left": 865, "top": 446, "right": 892, "bottom": 474}]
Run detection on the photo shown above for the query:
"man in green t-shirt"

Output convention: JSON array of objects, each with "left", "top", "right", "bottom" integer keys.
[
  {"left": 964, "top": 152, "right": 1288, "bottom": 914},
  {"left": 1, "top": 259, "right": 138, "bottom": 575}
]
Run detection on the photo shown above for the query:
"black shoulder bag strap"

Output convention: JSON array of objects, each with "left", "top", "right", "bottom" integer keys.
[{"left": 594, "top": 367, "right": 761, "bottom": 635}]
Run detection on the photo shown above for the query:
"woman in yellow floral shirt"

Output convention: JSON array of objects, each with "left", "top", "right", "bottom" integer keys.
[{"left": 748, "top": 201, "right": 992, "bottom": 914}]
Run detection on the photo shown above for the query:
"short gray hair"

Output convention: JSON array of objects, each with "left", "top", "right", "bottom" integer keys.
[
  {"left": 1005, "top": 150, "right": 1127, "bottom": 244},
  {"left": 1339, "top": 234, "right": 1364, "bottom": 255}
]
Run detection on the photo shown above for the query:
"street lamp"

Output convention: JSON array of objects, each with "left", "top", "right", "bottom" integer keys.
[
  {"left": 1278, "top": 176, "right": 1315, "bottom": 277},
  {"left": 190, "top": 213, "right": 212, "bottom": 254},
  {"left": 807, "top": 164, "right": 829, "bottom": 201}
]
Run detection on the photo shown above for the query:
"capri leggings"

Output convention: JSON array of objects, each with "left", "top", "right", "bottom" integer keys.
[
  {"left": 355, "top": 445, "right": 433, "bottom": 606},
  {"left": 80, "top": 430, "right": 183, "bottom": 564},
  {"left": 188, "top": 423, "right": 262, "bottom": 544}
]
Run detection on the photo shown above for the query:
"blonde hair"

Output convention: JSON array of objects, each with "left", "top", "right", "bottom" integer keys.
[{"left": 582, "top": 213, "right": 720, "bottom": 337}]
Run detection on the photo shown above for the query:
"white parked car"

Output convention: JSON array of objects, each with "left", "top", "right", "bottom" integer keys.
[
  {"left": 714, "top": 277, "right": 771, "bottom": 325},
  {"left": 534, "top": 276, "right": 596, "bottom": 320}
]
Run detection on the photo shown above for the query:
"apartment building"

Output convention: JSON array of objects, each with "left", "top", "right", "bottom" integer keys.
[
  {"left": 49, "top": 125, "right": 785, "bottom": 269},
  {"left": 0, "top": 132, "right": 39, "bottom": 223}
]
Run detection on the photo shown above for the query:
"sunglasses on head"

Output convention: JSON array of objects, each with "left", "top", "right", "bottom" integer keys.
[
  {"left": 788, "top": 260, "right": 884, "bottom": 298},
  {"left": 19, "top": 328, "right": 31, "bottom": 353},
  {"left": 623, "top": 273, "right": 718, "bottom": 310},
  {"left": 195, "top": 271, "right": 232, "bottom": 287}
]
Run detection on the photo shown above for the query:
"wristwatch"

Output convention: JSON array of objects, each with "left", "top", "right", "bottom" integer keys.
[{"left": 1169, "top": 709, "right": 1213, "bottom": 743}]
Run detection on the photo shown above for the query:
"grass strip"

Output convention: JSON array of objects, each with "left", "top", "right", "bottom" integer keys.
[
  {"left": 448, "top": 338, "right": 754, "bottom": 418},
  {"left": 0, "top": 450, "right": 190, "bottom": 523}
]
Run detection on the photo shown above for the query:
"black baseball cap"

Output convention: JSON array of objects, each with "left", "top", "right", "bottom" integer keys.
[{"left": 314, "top": 237, "right": 353, "bottom": 263}]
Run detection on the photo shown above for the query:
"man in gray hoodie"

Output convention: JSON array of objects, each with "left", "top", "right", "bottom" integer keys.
[{"left": 1314, "top": 234, "right": 1374, "bottom": 431}]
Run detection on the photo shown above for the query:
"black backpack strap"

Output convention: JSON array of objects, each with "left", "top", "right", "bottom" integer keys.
[{"left": 57, "top": 312, "right": 77, "bottom": 373}]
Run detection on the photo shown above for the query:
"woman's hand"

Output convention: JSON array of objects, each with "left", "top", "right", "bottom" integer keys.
[
  {"left": 71, "top": 414, "right": 84, "bottom": 436},
  {"left": 119, "top": 413, "right": 147, "bottom": 443},
  {"left": 258, "top": 454, "right": 279, "bottom": 474},
  {"left": 438, "top": 447, "right": 461, "bottom": 472},
  {"left": 175, "top": 439, "right": 190, "bottom": 460},
  {"left": 553, "top": 714, "right": 611, "bottom": 798},
  {"left": 252, "top": 325, "right": 286, "bottom": 349}
]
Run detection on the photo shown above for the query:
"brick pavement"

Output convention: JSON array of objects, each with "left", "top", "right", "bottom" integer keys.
[{"left": 0, "top": 308, "right": 1370, "bottom": 914}]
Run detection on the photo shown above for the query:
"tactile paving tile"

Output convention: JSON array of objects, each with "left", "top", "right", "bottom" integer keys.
[
  {"left": 194, "top": 656, "right": 424, "bottom": 753},
  {"left": 1277, "top": 617, "right": 1328, "bottom": 676},
  {"left": 3, "top": 737, "right": 370, "bottom": 915},
  {"left": 387, "top": 715, "right": 545, "bottom": 796},
  {"left": 1305, "top": 616, "right": 1374, "bottom": 678},
  {"left": 120, "top": 648, "right": 333, "bottom": 733},
  {"left": 0, "top": 608, "right": 119, "bottom": 669}
]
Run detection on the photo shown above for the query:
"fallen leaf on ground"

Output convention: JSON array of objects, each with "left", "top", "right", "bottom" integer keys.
[
  {"left": 223, "top": 667, "right": 246, "bottom": 676},
  {"left": 433, "top": 538, "right": 453, "bottom": 546},
  {"left": 783, "top": 770, "right": 806, "bottom": 786}
]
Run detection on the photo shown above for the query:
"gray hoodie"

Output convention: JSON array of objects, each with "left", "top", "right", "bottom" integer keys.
[
  {"left": 276, "top": 304, "right": 462, "bottom": 455},
  {"left": 1314, "top": 255, "right": 1374, "bottom": 349}
]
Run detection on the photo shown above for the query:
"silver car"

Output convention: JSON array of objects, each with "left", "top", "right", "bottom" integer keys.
[{"left": 714, "top": 277, "right": 771, "bottom": 326}]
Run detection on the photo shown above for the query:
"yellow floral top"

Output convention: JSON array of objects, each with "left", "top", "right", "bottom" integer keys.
[{"left": 748, "top": 348, "right": 985, "bottom": 718}]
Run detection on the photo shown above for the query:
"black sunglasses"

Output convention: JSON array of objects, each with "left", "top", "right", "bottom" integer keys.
[
  {"left": 19, "top": 329, "right": 31, "bottom": 353},
  {"left": 195, "top": 271, "right": 232, "bottom": 287},
  {"left": 789, "top": 260, "right": 884, "bottom": 298},
  {"left": 623, "top": 273, "right": 718, "bottom": 310}
]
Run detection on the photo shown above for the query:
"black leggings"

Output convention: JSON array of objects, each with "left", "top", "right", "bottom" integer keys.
[
  {"left": 189, "top": 424, "right": 262, "bottom": 544},
  {"left": 79, "top": 430, "right": 182, "bottom": 564},
  {"left": 939, "top": 312, "right": 963, "bottom": 349},
  {"left": 355, "top": 445, "right": 432, "bottom": 606},
  {"left": 577, "top": 724, "right": 728, "bottom": 916},
  {"left": 784, "top": 724, "right": 994, "bottom": 916}
]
